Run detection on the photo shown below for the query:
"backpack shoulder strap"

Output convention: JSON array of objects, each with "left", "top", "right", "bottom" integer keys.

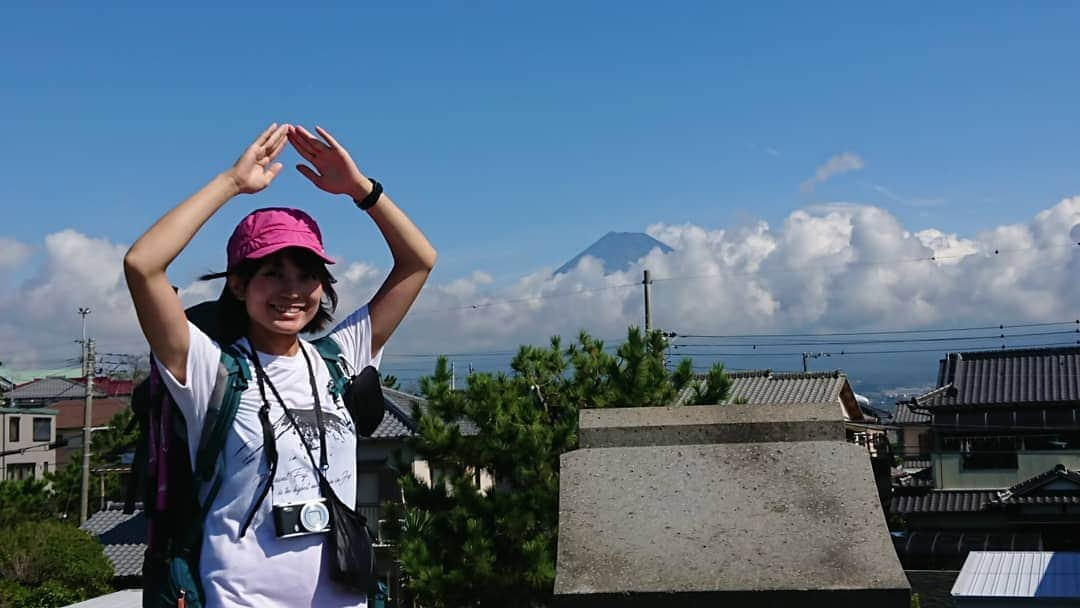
[
  {"left": 193, "top": 346, "right": 251, "bottom": 484},
  {"left": 312, "top": 336, "right": 348, "bottom": 398}
]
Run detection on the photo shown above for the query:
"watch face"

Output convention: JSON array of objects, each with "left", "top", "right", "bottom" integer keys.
[{"left": 300, "top": 501, "right": 331, "bottom": 532}]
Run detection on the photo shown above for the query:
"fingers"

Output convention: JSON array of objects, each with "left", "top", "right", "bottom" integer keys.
[
  {"left": 287, "top": 127, "right": 320, "bottom": 160},
  {"left": 267, "top": 162, "right": 284, "bottom": 181},
  {"left": 256, "top": 122, "right": 279, "bottom": 146},
  {"left": 296, "top": 125, "right": 331, "bottom": 153},
  {"left": 314, "top": 126, "right": 343, "bottom": 150},
  {"left": 295, "top": 164, "right": 323, "bottom": 187},
  {"left": 264, "top": 125, "right": 289, "bottom": 160}
]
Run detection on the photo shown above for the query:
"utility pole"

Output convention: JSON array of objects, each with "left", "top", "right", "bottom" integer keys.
[
  {"left": 80, "top": 339, "right": 95, "bottom": 524},
  {"left": 78, "top": 307, "right": 91, "bottom": 377},
  {"left": 642, "top": 269, "right": 653, "bottom": 331},
  {"left": 802, "top": 351, "right": 827, "bottom": 372}
]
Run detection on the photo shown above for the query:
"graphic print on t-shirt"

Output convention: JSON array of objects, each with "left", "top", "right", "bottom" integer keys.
[
  {"left": 270, "top": 407, "right": 355, "bottom": 503},
  {"left": 230, "top": 403, "right": 357, "bottom": 505}
]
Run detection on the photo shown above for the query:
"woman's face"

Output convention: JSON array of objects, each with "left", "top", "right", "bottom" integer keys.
[{"left": 233, "top": 252, "right": 325, "bottom": 350}]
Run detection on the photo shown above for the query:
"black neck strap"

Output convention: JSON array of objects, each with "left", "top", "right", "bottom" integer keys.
[{"left": 238, "top": 340, "right": 330, "bottom": 538}]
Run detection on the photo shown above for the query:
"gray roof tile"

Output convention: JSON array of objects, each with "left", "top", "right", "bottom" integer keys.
[
  {"left": 5, "top": 377, "right": 106, "bottom": 400},
  {"left": 101, "top": 543, "right": 145, "bottom": 578},
  {"left": 891, "top": 491, "right": 995, "bottom": 514},
  {"left": 726, "top": 370, "right": 849, "bottom": 405},
  {"left": 911, "top": 346, "right": 1080, "bottom": 408},
  {"left": 81, "top": 507, "right": 146, "bottom": 578},
  {"left": 891, "top": 402, "right": 931, "bottom": 425}
]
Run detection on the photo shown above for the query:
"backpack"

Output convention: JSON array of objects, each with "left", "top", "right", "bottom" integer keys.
[{"left": 126, "top": 305, "right": 379, "bottom": 608}]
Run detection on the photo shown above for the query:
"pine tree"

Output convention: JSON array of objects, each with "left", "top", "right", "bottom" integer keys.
[{"left": 384, "top": 327, "right": 729, "bottom": 607}]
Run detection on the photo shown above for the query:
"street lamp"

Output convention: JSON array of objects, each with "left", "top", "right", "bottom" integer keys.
[{"left": 77, "top": 308, "right": 91, "bottom": 378}]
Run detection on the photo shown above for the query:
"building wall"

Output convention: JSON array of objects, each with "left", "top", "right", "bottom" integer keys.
[
  {"left": 934, "top": 451, "right": 1080, "bottom": 489},
  {"left": 902, "top": 425, "right": 929, "bottom": 458},
  {"left": 0, "top": 409, "right": 57, "bottom": 480}
]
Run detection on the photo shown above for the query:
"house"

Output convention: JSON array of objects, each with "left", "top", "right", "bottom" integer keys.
[
  {"left": 895, "top": 346, "right": 1080, "bottom": 491},
  {"left": 0, "top": 375, "right": 14, "bottom": 396},
  {"left": 0, "top": 406, "right": 58, "bottom": 480},
  {"left": 52, "top": 397, "right": 130, "bottom": 467},
  {"left": 79, "top": 503, "right": 145, "bottom": 588},
  {"left": 890, "top": 346, "right": 1080, "bottom": 570},
  {"left": 677, "top": 369, "right": 869, "bottom": 422},
  {"left": 74, "top": 376, "right": 135, "bottom": 402},
  {"left": 4, "top": 377, "right": 106, "bottom": 408},
  {"left": 892, "top": 464, "right": 1080, "bottom": 568}
]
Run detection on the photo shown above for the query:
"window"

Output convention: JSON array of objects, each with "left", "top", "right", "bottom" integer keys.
[
  {"left": 33, "top": 417, "right": 51, "bottom": 442},
  {"left": 960, "top": 436, "right": 1019, "bottom": 470},
  {"left": 6, "top": 463, "right": 35, "bottom": 481},
  {"left": 356, "top": 472, "right": 379, "bottom": 505},
  {"left": 8, "top": 417, "right": 19, "bottom": 443}
]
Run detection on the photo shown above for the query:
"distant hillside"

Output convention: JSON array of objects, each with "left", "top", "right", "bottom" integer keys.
[{"left": 555, "top": 231, "right": 674, "bottom": 275}]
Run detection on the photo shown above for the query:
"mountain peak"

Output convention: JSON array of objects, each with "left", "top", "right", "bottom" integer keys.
[{"left": 555, "top": 232, "right": 674, "bottom": 275}]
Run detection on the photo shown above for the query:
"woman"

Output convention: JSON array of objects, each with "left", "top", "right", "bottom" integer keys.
[{"left": 124, "top": 123, "right": 436, "bottom": 607}]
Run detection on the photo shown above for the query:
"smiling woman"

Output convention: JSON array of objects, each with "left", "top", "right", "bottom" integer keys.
[{"left": 122, "top": 123, "right": 436, "bottom": 608}]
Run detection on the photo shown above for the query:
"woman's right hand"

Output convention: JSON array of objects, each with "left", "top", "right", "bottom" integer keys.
[{"left": 227, "top": 123, "right": 290, "bottom": 194}]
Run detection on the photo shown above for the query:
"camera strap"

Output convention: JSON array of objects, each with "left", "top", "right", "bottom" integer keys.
[{"left": 238, "top": 340, "right": 330, "bottom": 537}]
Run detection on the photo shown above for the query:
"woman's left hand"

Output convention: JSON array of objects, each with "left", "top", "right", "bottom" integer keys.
[{"left": 288, "top": 125, "right": 374, "bottom": 201}]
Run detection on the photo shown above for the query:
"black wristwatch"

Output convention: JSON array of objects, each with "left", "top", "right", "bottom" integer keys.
[{"left": 353, "top": 178, "right": 383, "bottom": 211}]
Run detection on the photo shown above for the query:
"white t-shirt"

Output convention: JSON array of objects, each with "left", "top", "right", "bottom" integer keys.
[{"left": 156, "top": 306, "right": 381, "bottom": 608}]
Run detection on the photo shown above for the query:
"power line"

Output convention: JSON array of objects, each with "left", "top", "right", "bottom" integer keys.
[
  {"left": 672, "top": 329, "right": 1080, "bottom": 348},
  {"left": 675, "top": 320, "right": 1080, "bottom": 340},
  {"left": 671, "top": 341, "right": 1080, "bottom": 358}
]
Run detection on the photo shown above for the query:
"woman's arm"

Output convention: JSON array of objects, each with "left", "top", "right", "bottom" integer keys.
[
  {"left": 124, "top": 123, "right": 290, "bottom": 382},
  {"left": 288, "top": 125, "right": 436, "bottom": 353}
]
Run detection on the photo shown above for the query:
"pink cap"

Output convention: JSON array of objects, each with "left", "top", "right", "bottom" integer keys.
[{"left": 226, "top": 207, "right": 335, "bottom": 270}]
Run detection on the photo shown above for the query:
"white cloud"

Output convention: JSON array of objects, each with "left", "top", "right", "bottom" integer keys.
[
  {"left": 2, "top": 196, "right": 1079, "bottom": 376},
  {"left": 801, "top": 152, "right": 865, "bottom": 193},
  {"left": 0, "top": 237, "right": 33, "bottom": 274}
]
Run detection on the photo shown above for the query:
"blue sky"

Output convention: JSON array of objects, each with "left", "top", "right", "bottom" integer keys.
[
  {"left": 2, "top": 2, "right": 1080, "bottom": 390},
  {"left": 4, "top": 2, "right": 1078, "bottom": 280}
]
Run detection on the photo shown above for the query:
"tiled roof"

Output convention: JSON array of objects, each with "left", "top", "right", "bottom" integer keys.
[
  {"left": 53, "top": 398, "right": 129, "bottom": 430},
  {"left": 365, "top": 386, "right": 479, "bottom": 439},
  {"left": 891, "top": 402, "right": 931, "bottom": 425},
  {"left": 911, "top": 346, "right": 1080, "bottom": 408},
  {"left": 726, "top": 370, "right": 850, "bottom": 405},
  {"left": 73, "top": 377, "right": 135, "bottom": 397},
  {"left": 5, "top": 377, "right": 106, "bottom": 401},
  {"left": 674, "top": 369, "right": 859, "bottom": 419},
  {"left": 80, "top": 506, "right": 146, "bottom": 578},
  {"left": 893, "top": 465, "right": 935, "bottom": 490},
  {"left": 991, "top": 464, "right": 1080, "bottom": 504},
  {"left": 893, "top": 465, "right": 1080, "bottom": 513},
  {"left": 370, "top": 387, "right": 421, "bottom": 439},
  {"left": 891, "top": 491, "right": 996, "bottom": 514}
]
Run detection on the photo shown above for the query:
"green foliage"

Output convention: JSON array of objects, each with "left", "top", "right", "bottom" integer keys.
[
  {"left": 46, "top": 408, "right": 136, "bottom": 518},
  {"left": 0, "top": 479, "right": 53, "bottom": 529},
  {"left": 910, "top": 592, "right": 921, "bottom": 608},
  {"left": 0, "top": 520, "right": 112, "bottom": 607},
  {"left": 382, "top": 374, "right": 402, "bottom": 390},
  {"left": 390, "top": 327, "right": 730, "bottom": 607}
]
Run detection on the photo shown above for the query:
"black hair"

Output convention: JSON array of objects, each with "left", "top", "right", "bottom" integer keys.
[{"left": 198, "top": 247, "right": 339, "bottom": 345}]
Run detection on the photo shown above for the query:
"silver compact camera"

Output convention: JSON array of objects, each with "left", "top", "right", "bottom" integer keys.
[{"left": 272, "top": 498, "right": 332, "bottom": 539}]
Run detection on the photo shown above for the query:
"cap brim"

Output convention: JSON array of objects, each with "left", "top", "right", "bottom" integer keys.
[{"left": 240, "top": 242, "right": 336, "bottom": 266}]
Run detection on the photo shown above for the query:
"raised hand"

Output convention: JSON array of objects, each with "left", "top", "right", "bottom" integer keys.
[
  {"left": 288, "top": 125, "right": 373, "bottom": 200},
  {"left": 228, "top": 123, "right": 289, "bottom": 194}
]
